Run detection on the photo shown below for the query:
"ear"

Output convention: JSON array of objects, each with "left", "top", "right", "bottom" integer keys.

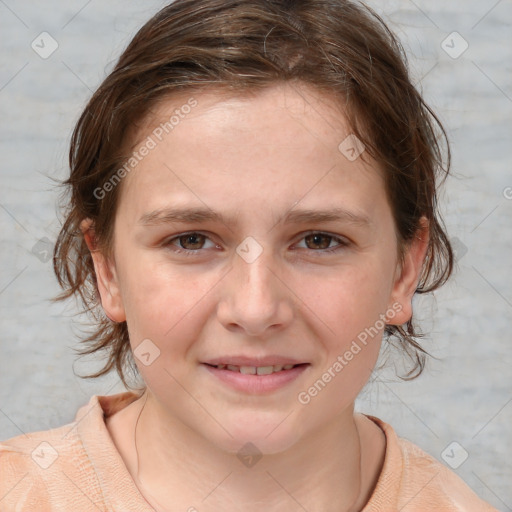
[
  {"left": 387, "top": 217, "right": 429, "bottom": 325},
  {"left": 80, "top": 218, "right": 126, "bottom": 323}
]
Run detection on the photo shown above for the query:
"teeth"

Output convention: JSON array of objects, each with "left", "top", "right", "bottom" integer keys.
[
  {"left": 256, "top": 366, "right": 274, "bottom": 375},
  {"left": 215, "top": 363, "right": 297, "bottom": 374}
]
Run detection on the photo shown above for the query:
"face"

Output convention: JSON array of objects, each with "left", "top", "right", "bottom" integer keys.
[{"left": 87, "top": 83, "right": 427, "bottom": 454}]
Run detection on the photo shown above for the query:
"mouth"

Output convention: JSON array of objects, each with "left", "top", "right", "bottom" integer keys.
[
  {"left": 201, "top": 361, "right": 310, "bottom": 393},
  {"left": 203, "top": 362, "right": 307, "bottom": 375}
]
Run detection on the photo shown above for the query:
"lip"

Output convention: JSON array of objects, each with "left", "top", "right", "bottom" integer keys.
[
  {"left": 201, "top": 362, "right": 310, "bottom": 394},
  {"left": 203, "top": 355, "right": 306, "bottom": 367}
]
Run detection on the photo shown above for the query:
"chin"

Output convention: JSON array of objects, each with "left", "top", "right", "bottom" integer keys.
[{"left": 204, "top": 412, "right": 303, "bottom": 456}]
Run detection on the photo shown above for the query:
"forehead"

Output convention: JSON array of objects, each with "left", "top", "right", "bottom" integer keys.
[
  {"left": 117, "top": 83, "right": 387, "bottom": 226},
  {"left": 131, "top": 83, "right": 351, "bottom": 153}
]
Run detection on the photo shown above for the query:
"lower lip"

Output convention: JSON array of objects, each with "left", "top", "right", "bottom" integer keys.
[{"left": 201, "top": 363, "right": 309, "bottom": 393}]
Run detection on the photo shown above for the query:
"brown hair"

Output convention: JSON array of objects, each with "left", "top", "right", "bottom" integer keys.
[{"left": 53, "top": 0, "right": 453, "bottom": 390}]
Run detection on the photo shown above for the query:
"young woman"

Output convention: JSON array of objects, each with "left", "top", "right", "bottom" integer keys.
[{"left": 0, "top": 1, "right": 498, "bottom": 510}]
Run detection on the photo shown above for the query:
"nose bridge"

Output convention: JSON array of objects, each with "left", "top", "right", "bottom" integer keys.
[
  {"left": 238, "top": 243, "right": 276, "bottom": 299},
  {"left": 236, "top": 239, "right": 280, "bottom": 310},
  {"left": 218, "top": 237, "right": 293, "bottom": 335}
]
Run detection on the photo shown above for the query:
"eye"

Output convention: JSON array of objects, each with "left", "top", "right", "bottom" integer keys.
[
  {"left": 163, "top": 232, "right": 217, "bottom": 256},
  {"left": 293, "top": 232, "right": 349, "bottom": 254}
]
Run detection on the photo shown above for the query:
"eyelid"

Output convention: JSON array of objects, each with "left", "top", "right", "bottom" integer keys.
[{"left": 297, "top": 229, "right": 351, "bottom": 244}]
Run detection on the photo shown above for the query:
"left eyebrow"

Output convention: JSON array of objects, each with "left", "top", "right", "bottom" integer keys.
[{"left": 137, "top": 206, "right": 372, "bottom": 228}]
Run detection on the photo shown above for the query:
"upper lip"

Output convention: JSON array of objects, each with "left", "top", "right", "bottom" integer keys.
[{"left": 202, "top": 356, "right": 307, "bottom": 367}]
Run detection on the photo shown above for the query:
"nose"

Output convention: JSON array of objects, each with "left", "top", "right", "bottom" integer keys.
[{"left": 216, "top": 245, "right": 294, "bottom": 337}]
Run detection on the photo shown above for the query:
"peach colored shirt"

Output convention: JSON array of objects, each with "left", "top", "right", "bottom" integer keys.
[{"left": 0, "top": 391, "right": 498, "bottom": 511}]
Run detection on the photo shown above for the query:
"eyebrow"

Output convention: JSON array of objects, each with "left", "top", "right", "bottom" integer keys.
[{"left": 138, "top": 206, "right": 372, "bottom": 229}]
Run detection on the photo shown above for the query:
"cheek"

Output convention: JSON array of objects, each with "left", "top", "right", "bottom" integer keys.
[
  {"left": 309, "top": 259, "right": 394, "bottom": 338},
  {"left": 294, "top": 267, "right": 388, "bottom": 420},
  {"left": 118, "top": 251, "right": 220, "bottom": 349},
  {"left": 298, "top": 257, "right": 394, "bottom": 397},
  {"left": 118, "top": 257, "right": 219, "bottom": 395}
]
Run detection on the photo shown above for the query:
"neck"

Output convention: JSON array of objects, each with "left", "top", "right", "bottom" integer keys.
[{"left": 130, "top": 390, "right": 369, "bottom": 512}]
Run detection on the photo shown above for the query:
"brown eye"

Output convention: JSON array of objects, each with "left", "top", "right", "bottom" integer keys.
[
  {"left": 176, "top": 233, "right": 206, "bottom": 250},
  {"left": 163, "top": 232, "right": 217, "bottom": 256},
  {"left": 294, "top": 232, "right": 349, "bottom": 255},
  {"left": 304, "top": 233, "right": 333, "bottom": 250}
]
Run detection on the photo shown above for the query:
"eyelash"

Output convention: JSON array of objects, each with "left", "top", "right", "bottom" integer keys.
[{"left": 162, "top": 231, "right": 350, "bottom": 257}]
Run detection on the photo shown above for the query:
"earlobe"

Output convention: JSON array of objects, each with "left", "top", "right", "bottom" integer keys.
[
  {"left": 80, "top": 218, "right": 126, "bottom": 323},
  {"left": 387, "top": 217, "right": 429, "bottom": 326}
]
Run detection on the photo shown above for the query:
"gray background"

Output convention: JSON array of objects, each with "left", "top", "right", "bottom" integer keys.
[{"left": 0, "top": 0, "right": 511, "bottom": 509}]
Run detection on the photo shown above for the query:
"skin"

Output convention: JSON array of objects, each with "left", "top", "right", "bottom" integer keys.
[{"left": 82, "top": 82, "right": 428, "bottom": 511}]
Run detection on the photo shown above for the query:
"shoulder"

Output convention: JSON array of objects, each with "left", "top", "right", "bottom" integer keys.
[
  {"left": 0, "top": 399, "right": 107, "bottom": 511},
  {"left": 363, "top": 416, "right": 498, "bottom": 512},
  {"left": 397, "top": 436, "right": 496, "bottom": 511}
]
